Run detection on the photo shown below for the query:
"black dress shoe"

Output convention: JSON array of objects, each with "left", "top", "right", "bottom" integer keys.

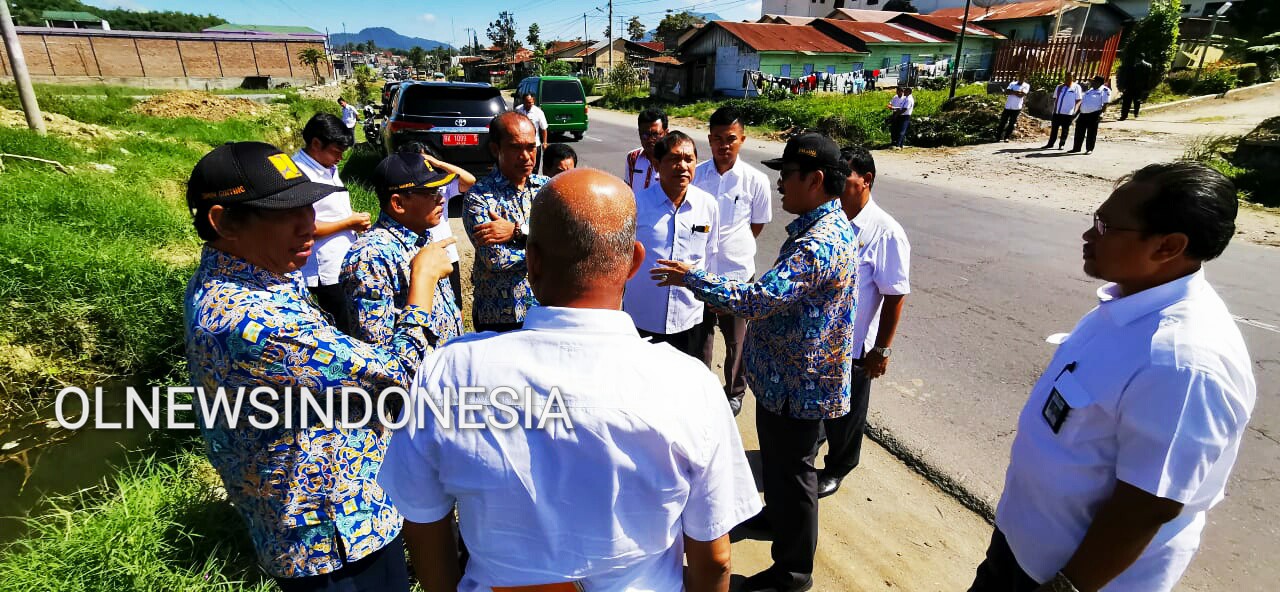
[
  {"left": 1040, "top": 143, "right": 1053, "bottom": 149},
  {"left": 817, "top": 474, "right": 843, "bottom": 498},
  {"left": 1067, "top": 149, "right": 1081, "bottom": 153},
  {"left": 739, "top": 569, "right": 814, "bottom": 592}
]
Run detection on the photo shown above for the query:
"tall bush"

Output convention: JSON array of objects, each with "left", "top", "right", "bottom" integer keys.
[{"left": 1122, "top": 0, "right": 1181, "bottom": 81}]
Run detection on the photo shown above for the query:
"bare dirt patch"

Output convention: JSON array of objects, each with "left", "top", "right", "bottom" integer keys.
[
  {"left": 0, "top": 106, "right": 120, "bottom": 140},
  {"left": 129, "top": 91, "right": 269, "bottom": 121}
]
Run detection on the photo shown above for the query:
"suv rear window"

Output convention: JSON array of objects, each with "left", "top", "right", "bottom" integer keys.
[
  {"left": 401, "top": 86, "right": 505, "bottom": 116},
  {"left": 541, "top": 80, "right": 584, "bottom": 104}
]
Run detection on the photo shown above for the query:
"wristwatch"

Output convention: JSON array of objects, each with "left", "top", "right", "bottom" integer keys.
[
  {"left": 870, "top": 346, "right": 892, "bottom": 358},
  {"left": 513, "top": 223, "right": 529, "bottom": 242},
  {"left": 1035, "top": 572, "right": 1081, "bottom": 592}
]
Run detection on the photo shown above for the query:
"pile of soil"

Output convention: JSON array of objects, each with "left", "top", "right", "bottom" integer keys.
[
  {"left": 129, "top": 91, "right": 268, "bottom": 121},
  {"left": 0, "top": 106, "right": 120, "bottom": 139}
]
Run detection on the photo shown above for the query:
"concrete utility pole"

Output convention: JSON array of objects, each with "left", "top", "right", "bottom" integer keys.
[
  {"left": 0, "top": 0, "right": 46, "bottom": 135},
  {"left": 583, "top": 13, "right": 588, "bottom": 43},
  {"left": 608, "top": 0, "right": 614, "bottom": 72},
  {"left": 1195, "top": 2, "right": 1233, "bottom": 82},
  {"left": 949, "top": 0, "right": 973, "bottom": 99}
]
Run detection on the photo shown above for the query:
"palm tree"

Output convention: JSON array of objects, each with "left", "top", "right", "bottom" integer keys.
[{"left": 298, "top": 47, "right": 328, "bottom": 84}]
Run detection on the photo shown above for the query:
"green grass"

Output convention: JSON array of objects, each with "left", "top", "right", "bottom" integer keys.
[
  {"left": 0, "top": 450, "right": 274, "bottom": 591},
  {"left": 32, "top": 83, "right": 282, "bottom": 96}
]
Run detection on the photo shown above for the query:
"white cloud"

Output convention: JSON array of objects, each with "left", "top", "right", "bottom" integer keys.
[{"left": 419, "top": 13, "right": 437, "bottom": 24}]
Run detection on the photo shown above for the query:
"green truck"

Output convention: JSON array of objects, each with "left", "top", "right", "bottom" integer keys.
[{"left": 516, "top": 76, "right": 589, "bottom": 140}]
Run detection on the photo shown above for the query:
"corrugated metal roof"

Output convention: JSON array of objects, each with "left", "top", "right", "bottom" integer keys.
[
  {"left": 205, "top": 23, "right": 322, "bottom": 34},
  {"left": 931, "top": 0, "right": 1080, "bottom": 21},
  {"left": 631, "top": 41, "right": 665, "bottom": 53},
  {"left": 896, "top": 14, "right": 1007, "bottom": 39},
  {"left": 814, "top": 20, "right": 948, "bottom": 44},
  {"left": 759, "top": 14, "right": 818, "bottom": 25},
  {"left": 827, "top": 9, "right": 901, "bottom": 23},
  {"left": 709, "top": 21, "right": 862, "bottom": 53},
  {"left": 41, "top": 11, "right": 102, "bottom": 22},
  {"left": 15, "top": 25, "right": 325, "bottom": 41}
]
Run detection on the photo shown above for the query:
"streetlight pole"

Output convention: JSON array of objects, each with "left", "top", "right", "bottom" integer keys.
[
  {"left": 949, "top": 0, "right": 973, "bottom": 99},
  {"left": 1195, "top": 2, "right": 1232, "bottom": 82},
  {"left": 0, "top": 0, "right": 45, "bottom": 135}
]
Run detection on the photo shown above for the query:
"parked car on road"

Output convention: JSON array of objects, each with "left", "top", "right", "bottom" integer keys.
[
  {"left": 515, "top": 76, "right": 588, "bottom": 140},
  {"left": 380, "top": 81, "right": 507, "bottom": 173}
]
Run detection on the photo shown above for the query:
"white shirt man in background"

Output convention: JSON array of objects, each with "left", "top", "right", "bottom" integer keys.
[
  {"left": 338, "top": 97, "right": 358, "bottom": 143},
  {"left": 969, "top": 162, "right": 1255, "bottom": 592},
  {"left": 514, "top": 92, "right": 548, "bottom": 170},
  {"left": 819, "top": 145, "right": 911, "bottom": 499},
  {"left": 1044, "top": 73, "right": 1084, "bottom": 150},
  {"left": 998, "top": 73, "right": 1032, "bottom": 142},
  {"left": 692, "top": 105, "right": 772, "bottom": 415},
  {"left": 624, "top": 107, "right": 667, "bottom": 193},
  {"left": 294, "top": 112, "right": 370, "bottom": 332},
  {"left": 379, "top": 169, "right": 760, "bottom": 592},
  {"left": 1071, "top": 75, "right": 1113, "bottom": 155}
]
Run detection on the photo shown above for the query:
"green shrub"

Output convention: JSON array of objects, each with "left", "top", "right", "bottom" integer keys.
[
  {"left": 1166, "top": 71, "right": 1197, "bottom": 94},
  {"left": 1192, "top": 66, "right": 1239, "bottom": 94},
  {"left": 1230, "top": 62, "right": 1260, "bottom": 86},
  {"left": 580, "top": 77, "right": 598, "bottom": 96}
]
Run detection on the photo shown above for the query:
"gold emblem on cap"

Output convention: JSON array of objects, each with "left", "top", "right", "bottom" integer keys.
[
  {"left": 268, "top": 154, "right": 303, "bottom": 180},
  {"left": 799, "top": 148, "right": 817, "bottom": 157}
]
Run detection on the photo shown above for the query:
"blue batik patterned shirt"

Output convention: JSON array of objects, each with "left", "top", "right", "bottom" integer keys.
[
  {"left": 341, "top": 213, "right": 464, "bottom": 349},
  {"left": 462, "top": 169, "right": 548, "bottom": 325},
  {"left": 185, "top": 246, "right": 434, "bottom": 578},
  {"left": 685, "top": 199, "right": 859, "bottom": 420}
]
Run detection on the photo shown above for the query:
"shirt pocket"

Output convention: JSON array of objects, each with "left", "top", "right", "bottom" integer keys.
[{"left": 1050, "top": 371, "right": 1107, "bottom": 444}]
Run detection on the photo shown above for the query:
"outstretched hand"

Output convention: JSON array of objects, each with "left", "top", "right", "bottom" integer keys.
[{"left": 651, "top": 259, "right": 694, "bottom": 287}]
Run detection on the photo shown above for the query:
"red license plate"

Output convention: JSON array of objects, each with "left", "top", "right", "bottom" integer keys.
[{"left": 442, "top": 134, "right": 478, "bottom": 146}]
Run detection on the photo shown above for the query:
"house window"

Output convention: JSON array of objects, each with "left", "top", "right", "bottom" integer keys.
[
  {"left": 881, "top": 57, "right": 891, "bottom": 69},
  {"left": 827, "top": 65, "right": 837, "bottom": 74},
  {"left": 779, "top": 64, "right": 792, "bottom": 77},
  {"left": 803, "top": 63, "right": 814, "bottom": 75}
]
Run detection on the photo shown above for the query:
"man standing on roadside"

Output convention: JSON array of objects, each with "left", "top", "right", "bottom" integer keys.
[
  {"left": 379, "top": 169, "right": 761, "bottom": 592},
  {"left": 1070, "top": 76, "right": 1111, "bottom": 155},
  {"left": 464, "top": 112, "right": 550, "bottom": 333},
  {"left": 338, "top": 98, "right": 358, "bottom": 144},
  {"left": 653, "top": 133, "right": 858, "bottom": 592},
  {"left": 624, "top": 131, "right": 720, "bottom": 357},
  {"left": 819, "top": 146, "right": 910, "bottom": 499},
  {"left": 969, "top": 162, "right": 1255, "bottom": 592},
  {"left": 1118, "top": 55, "right": 1153, "bottom": 121},
  {"left": 514, "top": 92, "right": 549, "bottom": 171},
  {"left": 1044, "top": 73, "right": 1083, "bottom": 150},
  {"left": 341, "top": 152, "right": 464, "bottom": 350},
  {"left": 692, "top": 105, "right": 773, "bottom": 415},
  {"left": 997, "top": 73, "right": 1032, "bottom": 142},
  {"left": 294, "top": 113, "right": 370, "bottom": 333},
  {"left": 625, "top": 107, "right": 668, "bottom": 193},
  {"left": 889, "top": 87, "right": 915, "bottom": 150}
]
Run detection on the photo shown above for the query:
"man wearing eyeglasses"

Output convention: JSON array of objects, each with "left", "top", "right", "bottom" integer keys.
[
  {"left": 625, "top": 107, "right": 668, "bottom": 193},
  {"left": 969, "top": 162, "right": 1255, "bottom": 592},
  {"left": 342, "top": 153, "right": 465, "bottom": 349}
]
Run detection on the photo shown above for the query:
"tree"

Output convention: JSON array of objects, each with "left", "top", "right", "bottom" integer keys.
[
  {"left": 627, "top": 17, "right": 646, "bottom": 41},
  {"left": 655, "top": 11, "right": 706, "bottom": 50},
  {"left": 1121, "top": 0, "right": 1180, "bottom": 79},
  {"left": 487, "top": 10, "right": 521, "bottom": 63},
  {"left": 407, "top": 46, "right": 428, "bottom": 71},
  {"left": 545, "top": 60, "right": 573, "bottom": 76},
  {"left": 1226, "top": 1, "right": 1280, "bottom": 42},
  {"left": 527, "top": 23, "right": 541, "bottom": 49},
  {"left": 297, "top": 47, "right": 328, "bottom": 83},
  {"left": 882, "top": 0, "right": 919, "bottom": 13},
  {"left": 12, "top": 0, "right": 226, "bottom": 31}
]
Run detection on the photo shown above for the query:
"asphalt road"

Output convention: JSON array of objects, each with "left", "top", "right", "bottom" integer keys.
[{"left": 570, "top": 109, "right": 1280, "bottom": 591}]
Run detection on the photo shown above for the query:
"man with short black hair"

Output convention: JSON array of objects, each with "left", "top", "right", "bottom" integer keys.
[
  {"left": 338, "top": 98, "right": 358, "bottom": 143},
  {"left": 1070, "top": 76, "right": 1111, "bottom": 155},
  {"left": 969, "top": 162, "right": 1256, "bottom": 592},
  {"left": 1044, "top": 74, "right": 1083, "bottom": 150},
  {"left": 294, "top": 113, "right": 370, "bottom": 333},
  {"left": 625, "top": 107, "right": 668, "bottom": 193},
  {"left": 998, "top": 72, "right": 1032, "bottom": 142},
  {"left": 542, "top": 142, "right": 578, "bottom": 177},
  {"left": 463, "top": 111, "right": 550, "bottom": 333},
  {"left": 514, "top": 92, "right": 549, "bottom": 170}
]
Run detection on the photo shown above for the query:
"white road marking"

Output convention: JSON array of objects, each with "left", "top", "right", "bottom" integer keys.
[
  {"left": 583, "top": 136, "right": 604, "bottom": 142},
  {"left": 1234, "top": 316, "right": 1280, "bottom": 335}
]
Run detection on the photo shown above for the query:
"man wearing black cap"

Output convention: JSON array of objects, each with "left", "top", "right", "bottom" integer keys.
[
  {"left": 184, "top": 141, "right": 455, "bottom": 591},
  {"left": 341, "top": 153, "right": 464, "bottom": 350},
  {"left": 652, "top": 133, "right": 860, "bottom": 592}
]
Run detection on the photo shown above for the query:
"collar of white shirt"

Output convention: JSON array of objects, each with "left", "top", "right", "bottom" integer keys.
[
  {"left": 850, "top": 196, "right": 880, "bottom": 230},
  {"left": 1097, "top": 269, "right": 1206, "bottom": 327},
  {"left": 293, "top": 148, "right": 337, "bottom": 180},
  {"left": 522, "top": 305, "right": 640, "bottom": 336}
]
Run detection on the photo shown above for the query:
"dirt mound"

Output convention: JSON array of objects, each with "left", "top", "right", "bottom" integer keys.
[
  {"left": 129, "top": 91, "right": 268, "bottom": 121},
  {"left": 0, "top": 106, "right": 120, "bottom": 139}
]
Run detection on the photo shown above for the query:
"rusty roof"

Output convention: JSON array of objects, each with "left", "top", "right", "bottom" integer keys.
[
  {"left": 705, "top": 21, "right": 862, "bottom": 53},
  {"left": 931, "top": 0, "right": 1080, "bottom": 21},
  {"left": 813, "top": 19, "right": 948, "bottom": 44},
  {"left": 891, "top": 14, "right": 1007, "bottom": 39},
  {"left": 827, "top": 8, "right": 901, "bottom": 23},
  {"left": 645, "top": 55, "right": 684, "bottom": 66},
  {"left": 630, "top": 40, "right": 665, "bottom": 53},
  {"left": 759, "top": 14, "right": 817, "bottom": 25}
]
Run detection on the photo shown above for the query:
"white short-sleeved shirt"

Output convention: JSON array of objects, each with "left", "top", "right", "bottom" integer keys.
[
  {"left": 625, "top": 148, "right": 661, "bottom": 194},
  {"left": 849, "top": 198, "right": 911, "bottom": 358},
  {"left": 995, "top": 270, "right": 1255, "bottom": 590},
  {"left": 1081, "top": 85, "right": 1112, "bottom": 114},
  {"left": 294, "top": 149, "right": 356, "bottom": 286},
  {"left": 692, "top": 158, "right": 773, "bottom": 281},
  {"left": 1005, "top": 81, "right": 1031, "bottom": 110},
  {"left": 1054, "top": 83, "right": 1084, "bottom": 115},
  {"left": 378, "top": 306, "right": 762, "bottom": 592},
  {"left": 426, "top": 178, "right": 462, "bottom": 263},
  {"left": 341, "top": 103, "right": 358, "bottom": 129},
  {"left": 624, "top": 183, "right": 720, "bottom": 334},
  {"left": 901, "top": 94, "right": 915, "bottom": 116},
  {"left": 514, "top": 104, "right": 548, "bottom": 146}
]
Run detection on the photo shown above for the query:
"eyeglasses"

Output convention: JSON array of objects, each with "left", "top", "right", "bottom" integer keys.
[
  {"left": 1093, "top": 213, "right": 1143, "bottom": 236},
  {"left": 407, "top": 188, "right": 443, "bottom": 199},
  {"left": 778, "top": 167, "right": 805, "bottom": 181},
  {"left": 639, "top": 131, "right": 666, "bottom": 139}
]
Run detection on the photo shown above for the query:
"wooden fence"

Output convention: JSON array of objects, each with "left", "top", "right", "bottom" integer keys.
[{"left": 990, "top": 33, "right": 1122, "bottom": 83}]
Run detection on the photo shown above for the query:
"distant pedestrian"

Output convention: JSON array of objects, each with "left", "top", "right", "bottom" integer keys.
[
  {"left": 514, "top": 92, "right": 548, "bottom": 171},
  {"left": 889, "top": 87, "right": 915, "bottom": 149},
  {"left": 542, "top": 142, "right": 578, "bottom": 177},
  {"left": 625, "top": 108, "right": 667, "bottom": 193},
  {"left": 997, "top": 73, "right": 1031, "bottom": 142},
  {"left": 1071, "top": 76, "right": 1111, "bottom": 155},
  {"left": 969, "top": 162, "right": 1255, "bottom": 592},
  {"left": 338, "top": 98, "right": 358, "bottom": 144},
  {"left": 1043, "top": 73, "right": 1083, "bottom": 150},
  {"left": 1118, "top": 55, "right": 1154, "bottom": 121}
]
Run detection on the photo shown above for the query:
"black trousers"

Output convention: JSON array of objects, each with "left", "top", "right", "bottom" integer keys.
[
  {"left": 448, "top": 261, "right": 462, "bottom": 307},
  {"left": 757, "top": 403, "right": 824, "bottom": 585},
  {"left": 1072, "top": 111, "right": 1103, "bottom": 152},
  {"left": 1047, "top": 113, "right": 1076, "bottom": 147},
  {"left": 997, "top": 108, "right": 1021, "bottom": 140},
  {"left": 1120, "top": 92, "right": 1143, "bottom": 119},
  {"left": 696, "top": 309, "right": 749, "bottom": 399},
  {"left": 638, "top": 326, "right": 702, "bottom": 358},
  {"left": 475, "top": 321, "right": 524, "bottom": 333},
  {"left": 890, "top": 114, "right": 911, "bottom": 148},
  {"left": 275, "top": 534, "right": 410, "bottom": 592},
  {"left": 968, "top": 529, "right": 1041, "bottom": 592},
  {"left": 821, "top": 363, "right": 873, "bottom": 478},
  {"left": 311, "top": 283, "right": 353, "bottom": 335}
]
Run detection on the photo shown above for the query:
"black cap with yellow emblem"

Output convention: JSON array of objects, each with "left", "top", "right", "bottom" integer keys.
[
  {"left": 760, "top": 133, "right": 844, "bottom": 171},
  {"left": 373, "top": 152, "right": 457, "bottom": 201},
  {"left": 186, "top": 142, "right": 339, "bottom": 210}
]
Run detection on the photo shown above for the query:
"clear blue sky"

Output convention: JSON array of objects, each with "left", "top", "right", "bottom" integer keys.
[{"left": 84, "top": 0, "right": 762, "bottom": 47}]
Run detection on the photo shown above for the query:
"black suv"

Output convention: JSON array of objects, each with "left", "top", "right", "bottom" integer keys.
[{"left": 380, "top": 82, "right": 507, "bottom": 173}]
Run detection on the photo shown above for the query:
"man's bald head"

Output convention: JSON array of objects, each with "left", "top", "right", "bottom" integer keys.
[{"left": 527, "top": 168, "right": 642, "bottom": 308}]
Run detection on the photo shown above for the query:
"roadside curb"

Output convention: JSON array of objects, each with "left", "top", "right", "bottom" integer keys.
[
  {"left": 865, "top": 422, "right": 996, "bottom": 523},
  {"left": 1142, "top": 80, "right": 1280, "bottom": 114}
]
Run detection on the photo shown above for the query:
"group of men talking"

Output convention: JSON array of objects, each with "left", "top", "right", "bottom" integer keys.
[{"left": 183, "top": 97, "right": 1254, "bottom": 592}]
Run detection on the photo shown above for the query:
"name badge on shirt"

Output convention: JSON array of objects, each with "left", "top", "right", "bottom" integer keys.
[
  {"left": 692, "top": 224, "right": 710, "bottom": 233},
  {"left": 1042, "top": 388, "right": 1071, "bottom": 433}
]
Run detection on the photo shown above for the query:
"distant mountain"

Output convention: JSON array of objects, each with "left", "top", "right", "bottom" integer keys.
[
  {"left": 640, "top": 12, "right": 723, "bottom": 42},
  {"left": 330, "top": 27, "right": 452, "bottom": 51}
]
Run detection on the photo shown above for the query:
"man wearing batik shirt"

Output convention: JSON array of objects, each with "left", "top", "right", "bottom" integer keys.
[
  {"left": 184, "top": 141, "right": 455, "bottom": 592},
  {"left": 342, "top": 152, "right": 464, "bottom": 350},
  {"left": 653, "top": 133, "right": 858, "bottom": 592},
  {"left": 464, "top": 112, "right": 550, "bottom": 333}
]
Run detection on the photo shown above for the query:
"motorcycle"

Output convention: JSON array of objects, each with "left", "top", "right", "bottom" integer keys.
[{"left": 362, "top": 116, "right": 381, "bottom": 148}]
